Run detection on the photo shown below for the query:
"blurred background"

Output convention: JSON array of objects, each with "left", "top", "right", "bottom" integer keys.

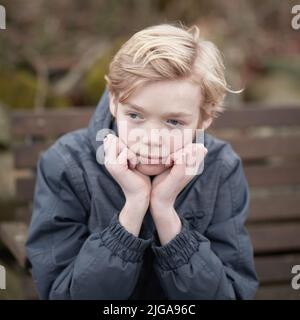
[{"left": 0, "top": 0, "right": 300, "bottom": 299}]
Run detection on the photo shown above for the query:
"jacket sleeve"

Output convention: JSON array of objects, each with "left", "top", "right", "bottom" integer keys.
[
  {"left": 25, "top": 146, "right": 152, "bottom": 300},
  {"left": 151, "top": 156, "right": 259, "bottom": 300}
]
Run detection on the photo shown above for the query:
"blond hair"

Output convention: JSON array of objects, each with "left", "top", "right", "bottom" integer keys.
[{"left": 104, "top": 22, "right": 241, "bottom": 120}]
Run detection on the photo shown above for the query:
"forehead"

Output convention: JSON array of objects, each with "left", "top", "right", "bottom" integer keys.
[{"left": 123, "top": 79, "right": 203, "bottom": 115}]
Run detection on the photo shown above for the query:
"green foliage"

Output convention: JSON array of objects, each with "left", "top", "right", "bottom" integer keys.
[
  {"left": 83, "top": 37, "right": 126, "bottom": 105},
  {"left": 0, "top": 69, "right": 70, "bottom": 109},
  {"left": 0, "top": 70, "right": 38, "bottom": 109},
  {"left": 46, "top": 94, "right": 70, "bottom": 109},
  {"left": 263, "top": 57, "right": 300, "bottom": 80},
  {"left": 245, "top": 72, "right": 300, "bottom": 104}
]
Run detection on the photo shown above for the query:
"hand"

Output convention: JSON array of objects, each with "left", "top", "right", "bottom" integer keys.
[
  {"left": 150, "top": 143, "right": 208, "bottom": 209},
  {"left": 103, "top": 134, "right": 151, "bottom": 206}
]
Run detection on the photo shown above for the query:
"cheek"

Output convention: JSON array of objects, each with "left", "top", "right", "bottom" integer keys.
[
  {"left": 167, "top": 129, "right": 195, "bottom": 152},
  {"left": 116, "top": 119, "right": 137, "bottom": 143}
]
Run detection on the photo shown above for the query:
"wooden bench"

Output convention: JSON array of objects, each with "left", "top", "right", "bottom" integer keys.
[{"left": 1, "top": 104, "right": 300, "bottom": 299}]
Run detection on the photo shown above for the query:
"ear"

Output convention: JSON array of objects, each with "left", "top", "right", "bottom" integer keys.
[
  {"left": 201, "top": 117, "right": 213, "bottom": 130},
  {"left": 108, "top": 91, "right": 118, "bottom": 117},
  {"left": 197, "top": 107, "right": 213, "bottom": 130}
]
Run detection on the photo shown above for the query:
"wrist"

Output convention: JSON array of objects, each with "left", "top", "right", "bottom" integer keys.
[
  {"left": 125, "top": 193, "right": 150, "bottom": 212},
  {"left": 150, "top": 206, "right": 183, "bottom": 246},
  {"left": 150, "top": 199, "right": 175, "bottom": 219},
  {"left": 150, "top": 196, "right": 175, "bottom": 211},
  {"left": 119, "top": 201, "right": 146, "bottom": 237}
]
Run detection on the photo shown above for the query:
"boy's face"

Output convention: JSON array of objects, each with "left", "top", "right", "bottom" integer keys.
[{"left": 109, "top": 79, "right": 212, "bottom": 176}]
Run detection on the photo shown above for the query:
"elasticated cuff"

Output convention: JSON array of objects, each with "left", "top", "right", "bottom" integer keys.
[
  {"left": 101, "top": 212, "right": 153, "bottom": 262},
  {"left": 151, "top": 215, "right": 200, "bottom": 270}
]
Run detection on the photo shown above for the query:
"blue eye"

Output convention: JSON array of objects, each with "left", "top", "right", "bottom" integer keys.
[
  {"left": 128, "top": 112, "right": 141, "bottom": 120},
  {"left": 167, "top": 119, "right": 182, "bottom": 126}
]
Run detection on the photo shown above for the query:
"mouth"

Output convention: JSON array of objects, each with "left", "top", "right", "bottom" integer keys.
[
  {"left": 137, "top": 153, "right": 169, "bottom": 165},
  {"left": 137, "top": 153, "right": 164, "bottom": 160}
]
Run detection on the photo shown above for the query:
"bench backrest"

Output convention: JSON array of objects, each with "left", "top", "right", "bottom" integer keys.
[{"left": 12, "top": 105, "right": 300, "bottom": 299}]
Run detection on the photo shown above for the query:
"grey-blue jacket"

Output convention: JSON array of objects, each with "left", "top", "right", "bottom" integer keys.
[{"left": 25, "top": 87, "right": 259, "bottom": 300}]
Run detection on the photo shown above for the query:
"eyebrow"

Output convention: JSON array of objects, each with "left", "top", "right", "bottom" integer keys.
[{"left": 124, "top": 102, "right": 193, "bottom": 118}]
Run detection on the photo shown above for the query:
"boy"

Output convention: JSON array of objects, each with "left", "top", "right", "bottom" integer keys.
[{"left": 26, "top": 23, "right": 259, "bottom": 300}]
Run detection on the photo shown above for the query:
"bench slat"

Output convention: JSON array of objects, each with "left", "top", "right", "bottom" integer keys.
[
  {"left": 16, "top": 167, "right": 300, "bottom": 204},
  {"left": 16, "top": 177, "right": 36, "bottom": 203},
  {"left": 229, "top": 135, "right": 300, "bottom": 160},
  {"left": 248, "top": 223, "right": 300, "bottom": 254},
  {"left": 13, "top": 135, "right": 300, "bottom": 169},
  {"left": 12, "top": 106, "right": 300, "bottom": 139},
  {"left": 245, "top": 164, "right": 300, "bottom": 188},
  {"left": 15, "top": 206, "right": 32, "bottom": 224},
  {"left": 248, "top": 194, "right": 300, "bottom": 222},
  {"left": 255, "top": 284, "right": 300, "bottom": 300},
  {"left": 14, "top": 176, "right": 300, "bottom": 255},
  {"left": 255, "top": 254, "right": 300, "bottom": 283},
  {"left": 16, "top": 165, "right": 300, "bottom": 204},
  {"left": 12, "top": 108, "right": 93, "bottom": 139},
  {"left": 15, "top": 194, "right": 300, "bottom": 224},
  {"left": 211, "top": 106, "right": 300, "bottom": 129},
  {"left": 13, "top": 143, "right": 50, "bottom": 169}
]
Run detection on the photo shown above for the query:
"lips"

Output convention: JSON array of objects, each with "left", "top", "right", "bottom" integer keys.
[
  {"left": 137, "top": 153, "right": 164, "bottom": 160},
  {"left": 137, "top": 153, "right": 168, "bottom": 165}
]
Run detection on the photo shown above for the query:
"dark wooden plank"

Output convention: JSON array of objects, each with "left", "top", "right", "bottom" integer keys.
[
  {"left": 248, "top": 193, "right": 300, "bottom": 223},
  {"left": 12, "top": 108, "right": 93, "bottom": 139},
  {"left": 16, "top": 177, "right": 35, "bottom": 203},
  {"left": 13, "top": 193, "right": 300, "bottom": 225},
  {"left": 15, "top": 194, "right": 300, "bottom": 224},
  {"left": 228, "top": 135, "right": 300, "bottom": 160},
  {"left": 254, "top": 284, "right": 300, "bottom": 300},
  {"left": 248, "top": 223, "right": 300, "bottom": 254},
  {"left": 13, "top": 135, "right": 300, "bottom": 169},
  {"left": 245, "top": 164, "right": 300, "bottom": 188},
  {"left": 255, "top": 254, "right": 300, "bottom": 283},
  {"left": 13, "top": 143, "right": 50, "bottom": 169},
  {"left": 0, "top": 221, "right": 29, "bottom": 268},
  {"left": 211, "top": 106, "right": 300, "bottom": 129},
  {"left": 12, "top": 106, "right": 300, "bottom": 139},
  {"left": 15, "top": 163, "right": 300, "bottom": 202},
  {"left": 15, "top": 206, "right": 32, "bottom": 224}
]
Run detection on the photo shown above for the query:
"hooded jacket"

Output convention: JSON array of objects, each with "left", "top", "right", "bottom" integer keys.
[{"left": 25, "top": 87, "right": 259, "bottom": 300}]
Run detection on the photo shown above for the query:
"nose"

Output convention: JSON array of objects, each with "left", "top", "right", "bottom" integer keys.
[{"left": 142, "top": 130, "right": 163, "bottom": 148}]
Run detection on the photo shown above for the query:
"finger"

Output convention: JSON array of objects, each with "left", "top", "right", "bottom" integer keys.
[
  {"left": 117, "top": 146, "right": 129, "bottom": 168},
  {"left": 172, "top": 149, "right": 186, "bottom": 166},
  {"left": 185, "top": 144, "right": 198, "bottom": 167},
  {"left": 185, "top": 143, "right": 207, "bottom": 165},
  {"left": 186, "top": 144, "right": 208, "bottom": 175},
  {"left": 103, "top": 134, "right": 119, "bottom": 165},
  {"left": 116, "top": 137, "right": 138, "bottom": 169},
  {"left": 127, "top": 148, "right": 138, "bottom": 169},
  {"left": 163, "top": 153, "right": 174, "bottom": 166}
]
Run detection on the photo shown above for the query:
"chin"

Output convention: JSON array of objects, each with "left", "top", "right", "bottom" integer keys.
[{"left": 136, "top": 163, "right": 169, "bottom": 176}]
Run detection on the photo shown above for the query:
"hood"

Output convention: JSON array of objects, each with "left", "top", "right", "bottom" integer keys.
[
  {"left": 87, "top": 86, "right": 215, "bottom": 161},
  {"left": 87, "top": 86, "right": 118, "bottom": 154}
]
